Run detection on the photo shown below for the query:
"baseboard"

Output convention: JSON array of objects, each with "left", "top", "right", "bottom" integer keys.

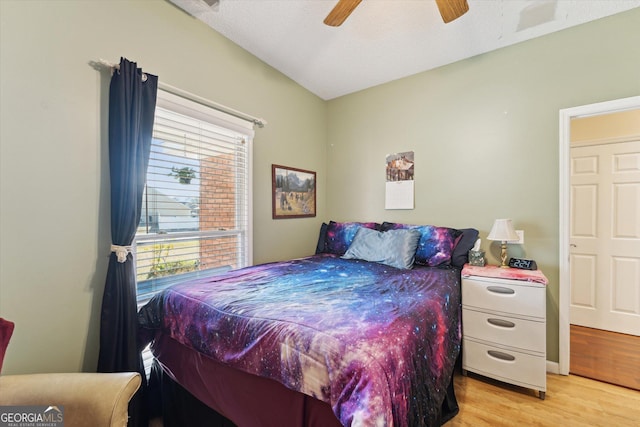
[{"left": 546, "top": 360, "right": 560, "bottom": 374}]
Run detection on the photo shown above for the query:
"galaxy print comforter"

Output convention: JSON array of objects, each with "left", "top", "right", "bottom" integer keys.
[{"left": 139, "top": 254, "right": 462, "bottom": 427}]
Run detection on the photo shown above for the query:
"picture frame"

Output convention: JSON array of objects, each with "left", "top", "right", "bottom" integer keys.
[{"left": 272, "top": 164, "right": 316, "bottom": 219}]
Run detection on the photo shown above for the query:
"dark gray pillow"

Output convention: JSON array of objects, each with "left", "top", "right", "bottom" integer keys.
[
  {"left": 450, "top": 228, "right": 479, "bottom": 268},
  {"left": 315, "top": 222, "right": 328, "bottom": 254}
]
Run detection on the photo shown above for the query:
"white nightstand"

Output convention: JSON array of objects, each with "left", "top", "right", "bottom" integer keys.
[{"left": 461, "top": 266, "right": 547, "bottom": 399}]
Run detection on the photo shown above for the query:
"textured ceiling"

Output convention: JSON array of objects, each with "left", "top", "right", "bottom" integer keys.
[{"left": 169, "top": 0, "right": 640, "bottom": 100}]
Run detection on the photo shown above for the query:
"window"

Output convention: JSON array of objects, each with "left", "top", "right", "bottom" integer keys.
[{"left": 135, "top": 88, "right": 254, "bottom": 307}]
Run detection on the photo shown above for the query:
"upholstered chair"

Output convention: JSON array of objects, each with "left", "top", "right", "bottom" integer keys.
[{"left": 0, "top": 318, "right": 141, "bottom": 427}]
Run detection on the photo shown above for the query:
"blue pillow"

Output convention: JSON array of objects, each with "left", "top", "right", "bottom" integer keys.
[{"left": 342, "top": 228, "right": 421, "bottom": 270}]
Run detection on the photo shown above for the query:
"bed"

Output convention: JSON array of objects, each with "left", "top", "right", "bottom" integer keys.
[{"left": 139, "top": 221, "right": 479, "bottom": 427}]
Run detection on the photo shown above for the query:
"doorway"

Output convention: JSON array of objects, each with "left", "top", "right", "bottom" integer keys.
[
  {"left": 570, "top": 135, "right": 640, "bottom": 335},
  {"left": 568, "top": 123, "right": 640, "bottom": 389},
  {"left": 558, "top": 96, "right": 640, "bottom": 378}
]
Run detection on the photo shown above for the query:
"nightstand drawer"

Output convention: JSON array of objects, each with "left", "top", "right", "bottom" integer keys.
[
  {"left": 462, "top": 277, "right": 545, "bottom": 319},
  {"left": 463, "top": 339, "right": 546, "bottom": 390},
  {"left": 462, "top": 308, "right": 545, "bottom": 354}
]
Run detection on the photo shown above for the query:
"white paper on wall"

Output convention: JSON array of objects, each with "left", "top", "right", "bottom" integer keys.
[{"left": 385, "top": 180, "right": 414, "bottom": 209}]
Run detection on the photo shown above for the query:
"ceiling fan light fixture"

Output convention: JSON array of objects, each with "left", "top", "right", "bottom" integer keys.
[{"left": 435, "top": 0, "right": 469, "bottom": 23}]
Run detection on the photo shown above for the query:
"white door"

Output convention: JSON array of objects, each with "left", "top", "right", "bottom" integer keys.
[{"left": 570, "top": 140, "right": 640, "bottom": 336}]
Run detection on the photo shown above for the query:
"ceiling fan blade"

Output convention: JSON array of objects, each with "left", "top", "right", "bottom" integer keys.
[
  {"left": 324, "top": 0, "right": 363, "bottom": 27},
  {"left": 435, "top": 0, "right": 469, "bottom": 23}
]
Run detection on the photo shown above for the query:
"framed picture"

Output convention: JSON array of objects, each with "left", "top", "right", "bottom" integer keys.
[{"left": 272, "top": 164, "right": 316, "bottom": 219}]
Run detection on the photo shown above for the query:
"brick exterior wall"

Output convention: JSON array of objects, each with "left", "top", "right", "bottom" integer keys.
[{"left": 199, "top": 153, "right": 240, "bottom": 270}]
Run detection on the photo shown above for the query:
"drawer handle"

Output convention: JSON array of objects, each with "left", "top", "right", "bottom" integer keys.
[
  {"left": 487, "top": 350, "right": 516, "bottom": 362},
  {"left": 487, "top": 285, "right": 515, "bottom": 295},
  {"left": 487, "top": 318, "right": 516, "bottom": 328}
]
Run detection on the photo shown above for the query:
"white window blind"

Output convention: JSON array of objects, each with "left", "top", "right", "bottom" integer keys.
[
  {"left": 136, "top": 89, "right": 254, "bottom": 306},
  {"left": 135, "top": 89, "right": 254, "bottom": 376}
]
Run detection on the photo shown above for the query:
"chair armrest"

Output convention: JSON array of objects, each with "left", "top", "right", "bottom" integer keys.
[{"left": 0, "top": 372, "right": 141, "bottom": 427}]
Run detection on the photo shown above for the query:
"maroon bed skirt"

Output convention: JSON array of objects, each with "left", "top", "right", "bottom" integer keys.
[{"left": 151, "top": 332, "right": 343, "bottom": 427}]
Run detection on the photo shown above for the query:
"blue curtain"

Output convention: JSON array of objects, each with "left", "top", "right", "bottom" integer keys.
[{"left": 97, "top": 57, "right": 157, "bottom": 427}]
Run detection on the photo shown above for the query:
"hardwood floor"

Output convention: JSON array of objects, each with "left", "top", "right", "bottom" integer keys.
[
  {"left": 570, "top": 324, "right": 640, "bottom": 390},
  {"left": 447, "top": 371, "right": 640, "bottom": 426},
  {"left": 149, "top": 371, "right": 639, "bottom": 426}
]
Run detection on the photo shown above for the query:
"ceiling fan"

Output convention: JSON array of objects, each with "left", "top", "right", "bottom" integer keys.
[{"left": 324, "top": 0, "right": 469, "bottom": 26}]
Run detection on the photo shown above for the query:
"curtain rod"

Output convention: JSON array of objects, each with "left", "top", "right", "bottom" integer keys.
[{"left": 97, "top": 59, "right": 267, "bottom": 128}]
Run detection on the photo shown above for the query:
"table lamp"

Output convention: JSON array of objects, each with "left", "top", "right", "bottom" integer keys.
[{"left": 487, "top": 219, "right": 520, "bottom": 268}]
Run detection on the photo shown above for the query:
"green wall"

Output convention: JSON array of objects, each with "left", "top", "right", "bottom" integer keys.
[
  {"left": 326, "top": 8, "right": 640, "bottom": 362},
  {"left": 0, "top": 0, "right": 326, "bottom": 375},
  {"left": 1, "top": 0, "right": 638, "bottom": 375}
]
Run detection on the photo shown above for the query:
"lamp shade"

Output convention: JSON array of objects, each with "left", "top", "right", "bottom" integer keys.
[{"left": 487, "top": 219, "right": 519, "bottom": 242}]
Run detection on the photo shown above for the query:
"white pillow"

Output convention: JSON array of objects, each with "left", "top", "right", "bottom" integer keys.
[{"left": 342, "top": 227, "right": 421, "bottom": 269}]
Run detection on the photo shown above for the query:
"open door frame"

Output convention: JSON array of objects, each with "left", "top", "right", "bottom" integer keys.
[{"left": 558, "top": 95, "right": 640, "bottom": 375}]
